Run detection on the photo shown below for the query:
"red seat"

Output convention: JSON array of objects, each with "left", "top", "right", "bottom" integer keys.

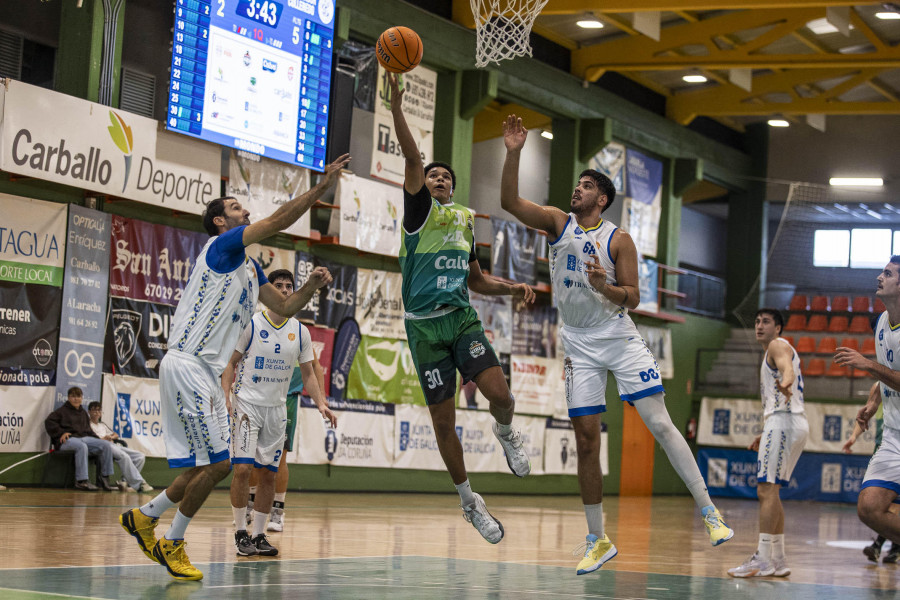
[
  {"left": 852, "top": 296, "right": 872, "bottom": 313},
  {"left": 806, "top": 315, "right": 828, "bottom": 332},
  {"left": 852, "top": 368, "right": 869, "bottom": 379},
  {"left": 805, "top": 358, "right": 826, "bottom": 376},
  {"left": 785, "top": 314, "right": 807, "bottom": 332},
  {"left": 827, "top": 316, "right": 849, "bottom": 332},
  {"left": 782, "top": 335, "right": 795, "bottom": 348},
  {"left": 789, "top": 294, "right": 808, "bottom": 311},
  {"left": 831, "top": 296, "right": 850, "bottom": 312},
  {"left": 795, "top": 336, "right": 815, "bottom": 353},
  {"left": 826, "top": 361, "right": 849, "bottom": 377},
  {"left": 849, "top": 315, "right": 871, "bottom": 334},
  {"left": 861, "top": 338, "right": 877, "bottom": 356},
  {"left": 816, "top": 337, "right": 837, "bottom": 353},
  {"left": 839, "top": 337, "right": 859, "bottom": 352},
  {"left": 810, "top": 296, "right": 830, "bottom": 312},
  {"left": 875, "top": 298, "right": 886, "bottom": 313}
]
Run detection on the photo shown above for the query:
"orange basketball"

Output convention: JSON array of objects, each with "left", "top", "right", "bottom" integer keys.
[{"left": 376, "top": 26, "right": 423, "bottom": 74}]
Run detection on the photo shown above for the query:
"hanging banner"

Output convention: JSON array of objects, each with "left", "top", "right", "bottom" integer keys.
[
  {"left": 329, "top": 172, "right": 403, "bottom": 257},
  {"left": 394, "top": 403, "right": 445, "bottom": 470},
  {"left": 102, "top": 373, "right": 166, "bottom": 458},
  {"left": 0, "top": 193, "right": 66, "bottom": 287},
  {"left": 0, "top": 385, "right": 53, "bottom": 451},
  {"left": 491, "top": 218, "right": 538, "bottom": 286},
  {"left": 0, "top": 281, "right": 62, "bottom": 374},
  {"left": 109, "top": 215, "right": 207, "bottom": 306},
  {"left": 469, "top": 291, "right": 513, "bottom": 355},
  {"left": 511, "top": 298, "right": 558, "bottom": 358},
  {"left": 622, "top": 149, "right": 663, "bottom": 258},
  {"left": 227, "top": 150, "right": 312, "bottom": 238},
  {"left": 635, "top": 324, "right": 673, "bottom": 379},
  {"left": 330, "top": 317, "right": 361, "bottom": 402},
  {"left": 55, "top": 206, "right": 111, "bottom": 408},
  {"left": 293, "top": 251, "right": 322, "bottom": 322},
  {"left": 291, "top": 397, "right": 394, "bottom": 467},
  {"left": 316, "top": 259, "right": 358, "bottom": 329},
  {"left": 347, "top": 334, "right": 424, "bottom": 405},
  {"left": 308, "top": 325, "right": 335, "bottom": 397},
  {"left": 636, "top": 255, "right": 659, "bottom": 314},
  {"left": 103, "top": 297, "right": 176, "bottom": 379},
  {"left": 509, "top": 354, "right": 566, "bottom": 417},
  {"left": 370, "top": 65, "right": 436, "bottom": 185},
  {"left": 246, "top": 244, "right": 296, "bottom": 280},
  {"left": 588, "top": 142, "right": 626, "bottom": 194},
  {"left": 355, "top": 268, "right": 406, "bottom": 339}
]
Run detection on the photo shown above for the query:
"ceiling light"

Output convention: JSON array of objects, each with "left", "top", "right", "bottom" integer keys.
[
  {"left": 540, "top": 130, "right": 554, "bottom": 140},
  {"left": 806, "top": 17, "right": 853, "bottom": 34},
  {"left": 682, "top": 74, "right": 707, "bottom": 83},
  {"left": 768, "top": 119, "right": 790, "bottom": 127},
  {"left": 829, "top": 177, "right": 884, "bottom": 187},
  {"left": 576, "top": 20, "right": 604, "bottom": 29},
  {"left": 876, "top": 12, "right": 900, "bottom": 19}
]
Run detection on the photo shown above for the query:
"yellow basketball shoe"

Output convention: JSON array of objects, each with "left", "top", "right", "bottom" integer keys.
[
  {"left": 119, "top": 508, "right": 160, "bottom": 563},
  {"left": 702, "top": 507, "right": 734, "bottom": 546},
  {"left": 152, "top": 538, "right": 203, "bottom": 581},
  {"left": 575, "top": 534, "right": 618, "bottom": 575}
]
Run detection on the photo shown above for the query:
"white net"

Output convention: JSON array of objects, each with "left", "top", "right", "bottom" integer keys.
[{"left": 470, "top": 0, "right": 550, "bottom": 68}]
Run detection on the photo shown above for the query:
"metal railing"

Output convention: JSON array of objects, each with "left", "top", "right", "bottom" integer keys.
[{"left": 676, "top": 269, "right": 726, "bottom": 319}]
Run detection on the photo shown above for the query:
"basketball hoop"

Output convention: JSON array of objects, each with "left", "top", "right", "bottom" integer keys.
[{"left": 470, "top": 0, "right": 550, "bottom": 68}]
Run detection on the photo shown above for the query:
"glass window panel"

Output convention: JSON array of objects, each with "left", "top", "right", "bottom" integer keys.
[
  {"left": 850, "top": 228, "right": 891, "bottom": 268},
  {"left": 813, "top": 230, "right": 850, "bottom": 267}
]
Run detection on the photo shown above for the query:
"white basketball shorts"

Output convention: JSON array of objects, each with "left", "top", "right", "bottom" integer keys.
[
  {"left": 862, "top": 426, "right": 900, "bottom": 498},
  {"left": 160, "top": 350, "right": 230, "bottom": 468},
  {"left": 757, "top": 412, "right": 808, "bottom": 485},
  {"left": 561, "top": 325, "right": 665, "bottom": 418},
  {"left": 231, "top": 397, "right": 287, "bottom": 471}
]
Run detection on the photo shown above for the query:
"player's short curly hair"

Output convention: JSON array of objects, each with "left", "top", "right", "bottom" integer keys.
[
  {"left": 424, "top": 161, "right": 456, "bottom": 192},
  {"left": 202, "top": 197, "right": 232, "bottom": 236},
  {"left": 267, "top": 269, "right": 294, "bottom": 286}
]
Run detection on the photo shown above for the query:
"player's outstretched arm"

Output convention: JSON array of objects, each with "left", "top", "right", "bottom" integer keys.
[
  {"left": 300, "top": 360, "right": 337, "bottom": 428},
  {"left": 387, "top": 73, "right": 425, "bottom": 195},
  {"left": 769, "top": 341, "right": 795, "bottom": 397},
  {"left": 467, "top": 258, "right": 536, "bottom": 303},
  {"left": 501, "top": 114, "right": 567, "bottom": 238},
  {"left": 259, "top": 267, "right": 333, "bottom": 317},
  {"left": 241, "top": 154, "right": 351, "bottom": 247},
  {"left": 835, "top": 345, "right": 900, "bottom": 393}
]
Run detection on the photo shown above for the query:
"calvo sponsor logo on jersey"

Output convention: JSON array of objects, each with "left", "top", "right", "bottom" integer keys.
[{"left": 434, "top": 255, "right": 469, "bottom": 270}]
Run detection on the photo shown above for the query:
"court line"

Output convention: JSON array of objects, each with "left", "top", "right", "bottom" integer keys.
[
  {"left": 203, "top": 582, "right": 619, "bottom": 598},
  {"left": 0, "top": 587, "right": 111, "bottom": 600}
]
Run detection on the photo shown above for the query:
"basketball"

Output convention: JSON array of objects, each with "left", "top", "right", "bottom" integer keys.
[{"left": 376, "top": 26, "right": 423, "bottom": 74}]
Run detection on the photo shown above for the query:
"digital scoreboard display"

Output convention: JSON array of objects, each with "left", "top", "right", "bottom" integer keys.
[{"left": 167, "top": 0, "right": 335, "bottom": 171}]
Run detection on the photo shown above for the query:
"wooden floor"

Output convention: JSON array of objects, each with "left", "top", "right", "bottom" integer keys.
[{"left": 0, "top": 488, "right": 897, "bottom": 598}]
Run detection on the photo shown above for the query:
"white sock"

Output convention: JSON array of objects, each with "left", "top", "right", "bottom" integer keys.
[
  {"left": 274, "top": 492, "right": 286, "bottom": 503},
  {"left": 233, "top": 506, "right": 247, "bottom": 531},
  {"left": 758, "top": 533, "right": 774, "bottom": 561},
  {"left": 455, "top": 479, "right": 476, "bottom": 506},
  {"left": 252, "top": 511, "right": 269, "bottom": 537},
  {"left": 772, "top": 534, "right": 785, "bottom": 560},
  {"left": 584, "top": 503, "right": 603, "bottom": 537},
  {"left": 165, "top": 510, "right": 192, "bottom": 540},
  {"left": 140, "top": 490, "right": 176, "bottom": 519},
  {"left": 495, "top": 422, "right": 512, "bottom": 437}
]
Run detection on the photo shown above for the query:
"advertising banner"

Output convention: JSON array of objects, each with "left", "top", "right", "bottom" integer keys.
[
  {"left": 246, "top": 244, "right": 296, "bottom": 281},
  {"left": 227, "top": 150, "right": 312, "bottom": 238},
  {"left": 0, "top": 385, "right": 53, "bottom": 452},
  {"left": 543, "top": 418, "right": 609, "bottom": 476},
  {"left": 347, "top": 334, "right": 424, "bottom": 405},
  {"left": 0, "top": 281, "right": 62, "bottom": 374},
  {"left": 330, "top": 172, "right": 403, "bottom": 257},
  {"left": 370, "top": 66, "right": 436, "bottom": 186},
  {"left": 55, "top": 206, "right": 111, "bottom": 408},
  {"left": 291, "top": 397, "right": 394, "bottom": 467},
  {"left": 109, "top": 215, "right": 207, "bottom": 306},
  {"left": 510, "top": 355, "right": 566, "bottom": 417},
  {"left": 307, "top": 325, "right": 335, "bottom": 397},
  {"left": 330, "top": 317, "right": 361, "bottom": 402},
  {"left": 355, "top": 268, "right": 406, "bottom": 339},
  {"left": 103, "top": 297, "right": 176, "bottom": 379},
  {"left": 469, "top": 291, "right": 512, "bottom": 355},
  {"left": 636, "top": 256, "right": 659, "bottom": 314},
  {"left": 292, "top": 251, "right": 322, "bottom": 322},
  {"left": 622, "top": 149, "right": 663, "bottom": 257},
  {"left": 517, "top": 415, "right": 546, "bottom": 476},
  {"left": 101, "top": 374, "right": 166, "bottom": 458},
  {"left": 316, "top": 259, "right": 357, "bottom": 330},
  {"left": 699, "top": 447, "right": 871, "bottom": 504},
  {"left": 511, "top": 299, "right": 558, "bottom": 358},
  {"left": 491, "top": 218, "right": 538, "bottom": 286},
  {"left": 0, "top": 193, "right": 67, "bottom": 287},
  {"left": 588, "top": 142, "right": 626, "bottom": 194},
  {"left": 635, "top": 324, "right": 673, "bottom": 379},
  {"left": 0, "top": 81, "right": 219, "bottom": 212}
]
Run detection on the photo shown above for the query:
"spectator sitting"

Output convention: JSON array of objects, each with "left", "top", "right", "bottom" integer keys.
[
  {"left": 44, "top": 387, "right": 115, "bottom": 491},
  {"left": 88, "top": 402, "right": 154, "bottom": 493}
]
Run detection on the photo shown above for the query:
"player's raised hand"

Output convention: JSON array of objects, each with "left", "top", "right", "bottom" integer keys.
[
  {"left": 321, "top": 154, "right": 351, "bottom": 187},
  {"left": 503, "top": 114, "right": 528, "bottom": 152},
  {"left": 387, "top": 72, "right": 405, "bottom": 109},
  {"left": 511, "top": 282, "right": 536, "bottom": 304},
  {"left": 584, "top": 254, "right": 607, "bottom": 293},
  {"left": 308, "top": 266, "right": 333, "bottom": 289}
]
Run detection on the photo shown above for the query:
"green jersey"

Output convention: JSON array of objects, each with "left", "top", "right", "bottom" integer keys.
[{"left": 400, "top": 185, "right": 475, "bottom": 316}]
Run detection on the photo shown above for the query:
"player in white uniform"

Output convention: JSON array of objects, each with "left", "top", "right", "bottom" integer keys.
[
  {"left": 835, "top": 256, "right": 900, "bottom": 548},
  {"left": 500, "top": 115, "right": 732, "bottom": 576},
  {"left": 118, "top": 153, "right": 349, "bottom": 581},
  {"left": 223, "top": 268, "right": 336, "bottom": 557},
  {"left": 728, "top": 308, "right": 807, "bottom": 578}
]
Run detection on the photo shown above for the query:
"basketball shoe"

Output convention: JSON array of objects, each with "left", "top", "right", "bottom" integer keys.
[
  {"left": 728, "top": 553, "right": 775, "bottom": 577},
  {"left": 492, "top": 423, "right": 531, "bottom": 477},
  {"left": 701, "top": 507, "right": 734, "bottom": 546},
  {"left": 152, "top": 538, "right": 203, "bottom": 581},
  {"left": 575, "top": 534, "right": 617, "bottom": 575},
  {"left": 771, "top": 557, "right": 791, "bottom": 576},
  {"left": 119, "top": 508, "right": 160, "bottom": 563},
  {"left": 462, "top": 493, "right": 504, "bottom": 544},
  {"left": 268, "top": 507, "right": 284, "bottom": 532}
]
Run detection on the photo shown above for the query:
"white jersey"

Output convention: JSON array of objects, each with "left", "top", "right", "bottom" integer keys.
[
  {"left": 549, "top": 214, "right": 638, "bottom": 336},
  {"left": 169, "top": 227, "right": 264, "bottom": 376},
  {"left": 233, "top": 311, "right": 314, "bottom": 407},
  {"left": 874, "top": 312, "right": 900, "bottom": 430},
  {"left": 759, "top": 337, "right": 805, "bottom": 418}
]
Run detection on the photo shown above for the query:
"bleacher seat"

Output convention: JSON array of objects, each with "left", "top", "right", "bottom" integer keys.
[
  {"left": 805, "top": 358, "right": 826, "bottom": 376},
  {"left": 782, "top": 335, "right": 795, "bottom": 348},
  {"left": 849, "top": 315, "right": 872, "bottom": 334},
  {"left": 853, "top": 296, "right": 872, "bottom": 313},
  {"left": 831, "top": 296, "right": 850, "bottom": 312},
  {"left": 816, "top": 337, "right": 837, "bottom": 353},
  {"left": 826, "top": 361, "right": 849, "bottom": 377},
  {"left": 785, "top": 314, "right": 807, "bottom": 332},
  {"left": 852, "top": 368, "right": 869, "bottom": 379},
  {"left": 875, "top": 298, "right": 886, "bottom": 313},
  {"left": 839, "top": 337, "right": 859, "bottom": 351},
  {"left": 827, "top": 316, "right": 849, "bottom": 332},
  {"left": 861, "top": 338, "right": 876, "bottom": 356},
  {"left": 795, "top": 336, "right": 815, "bottom": 353},
  {"left": 807, "top": 315, "right": 828, "bottom": 332},
  {"left": 788, "top": 294, "right": 808, "bottom": 311},
  {"left": 810, "top": 296, "right": 830, "bottom": 312}
]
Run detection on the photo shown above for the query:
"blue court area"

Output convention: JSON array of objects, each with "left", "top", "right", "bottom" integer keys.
[{"left": 1, "top": 556, "right": 896, "bottom": 600}]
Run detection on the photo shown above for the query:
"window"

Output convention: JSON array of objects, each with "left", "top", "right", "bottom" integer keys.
[
  {"left": 815, "top": 228, "right": 898, "bottom": 268},
  {"left": 851, "top": 229, "right": 892, "bottom": 268},
  {"left": 813, "top": 230, "right": 850, "bottom": 267}
]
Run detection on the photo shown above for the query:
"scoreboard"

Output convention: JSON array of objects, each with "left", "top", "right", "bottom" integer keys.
[{"left": 166, "top": 0, "right": 335, "bottom": 171}]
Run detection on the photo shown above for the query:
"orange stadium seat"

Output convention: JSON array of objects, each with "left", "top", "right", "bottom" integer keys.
[
  {"left": 826, "top": 361, "right": 849, "bottom": 377},
  {"left": 861, "top": 338, "right": 877, "bottom": 356},
  {"left": 816, "top": 337, "right": 837, "bottom": 353},
  {"left": 788, "top": 295, "right": 808, "bottom": 311},
  {"left": 806, "top": 315, "right": 828, "bottom": 332},
  {"left": 795, "top": 337, "right": 815, "bottom": 353},
  {"left": 849, "top": 315, "right": 872, "bottom": 334},
  {"left": 782, "top": 335, "right": 795, "bottom": 348},
  {"left": 852, "top": 296, "right": 872, "bottom": 313},
  {"left": 827, "top": 316, "right": 849, "bottom": 332},
  {"left": 831, "top": 296, "right": 850, "bottom": 312},
  {"left": 810, "top": 296, "right": 830, "bottom": 311},
  {"left": 785, "top": 314, "right": 807, "bottom": 332},
  {"left": 839, "top": 337, "right": 859, "bottom": 352},
  {"left": 875, "top": 298, "right": 886, "bottom": 313},
  {"left": 805, "top": 358, "right": 826, "bottom": 376},
  {"left": 852, "top": 368, "right": 869, "bottom": 379}
]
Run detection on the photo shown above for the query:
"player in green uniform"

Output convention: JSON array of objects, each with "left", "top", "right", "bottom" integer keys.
[{"left": 389, "top": 73, "right": 536, "bottom": 544}]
